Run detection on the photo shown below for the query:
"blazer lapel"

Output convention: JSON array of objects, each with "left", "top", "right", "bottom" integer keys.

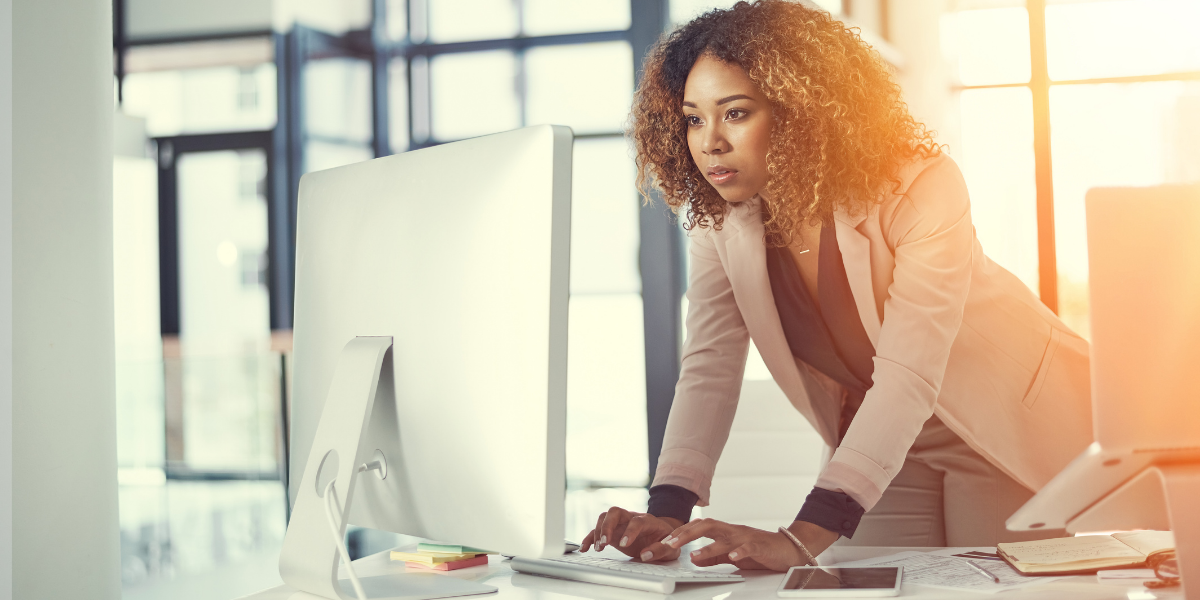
[
  {"left": 721, "top": 201, "right": 795, "bottom": 376},
  {"left": 719, "top": 200, "right": 838, "bottom": 443},
  {"left": 834, "top": 209, "right": 882, "bottom": 347}
]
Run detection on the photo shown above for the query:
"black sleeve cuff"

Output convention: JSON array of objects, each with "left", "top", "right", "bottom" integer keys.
[
  {"left": 647, "top": 484, "right": 699, "bottom": 524},
  {"left": 796, "top": 487, "right": 866, "bottom": 539}
]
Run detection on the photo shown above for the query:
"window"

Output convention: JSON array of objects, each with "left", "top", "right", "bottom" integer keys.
[
  {"left": 1049, "top": 80, "right": 1200, "bottom": 335},
  {"left": 175, "top": 150, "right": 275, "bottom": 471},
  {"left": 122, "top": 37, "right": 277, "bottom": 137},
  {"left": 957, "top": 87, "right": 1039, "bottom": 291},
  {"left": 429, "top": 50, "right": 521, "bottom": 140},
  {"left": 567, "top": 138, "right": 647, "bottom": 487},
  {"left": 304, "top": 57, "right": 375, "bottom": 172},
  {"left": 399, "top": 1, "right": 652, "bottom": 498},
  {"left": 948, "top": 0, "right": 1200, "bottom": 337},
  {"left": 115, "top": 0, "right": 684, "bottom": 586},
  {"left": 1044, "top": 0, "right": 1200, "bottom": 81},
  {"left": 525, "top": 42, "right": 634, "bottom": 134},
  {"left": 671, "top": 0, "right": 844, "bottom": 25}
]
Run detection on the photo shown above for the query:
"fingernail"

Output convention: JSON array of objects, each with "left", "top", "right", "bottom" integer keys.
[
  {"left": 690, "top": 550, "right": 700, "bottom": 558},
  {"left": 619, "top": 536, "right": 629, "bottom": 547},
  {"left": 600, "top": 535, "right": 606, "bottom": 546},
  {"left": 660, "top": 535, "right": 672, "bottom": 544},
  {"left": 729, "top": 551, "right": 739, "bottom": 560},
  {"left": 641, "top": 551, "right": 653, "bottom": 561},
  {"left": 667, "top": 538, "right": 678, "bottom": 547}
]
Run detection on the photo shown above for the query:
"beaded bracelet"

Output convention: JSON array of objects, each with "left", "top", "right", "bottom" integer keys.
[{"left": 778, "top": 526, "right": 818, "bottom": 567}]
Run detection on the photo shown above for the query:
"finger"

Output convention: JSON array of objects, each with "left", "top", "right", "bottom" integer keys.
[
  {"left": 637, "top": 541, "right": 681, "bottom": 563},
  {"left": 598, "top": 507, "right": 630, "bottom": 551},
  {"left": 664, "top": 518, "right": 726, "bottom": 550},
  {"left": 587, "top": 512, "right": 606, "bottom": 551},
  {"left": 620, "top": 514, "right": 651, "bottom": 548},
  {"left": 580, "top": 530, "right": 596, "bottom": 552},
  {"left": 725, "top": 541, "right": 761, "bottom": 564},
  {"left": 691, "top": 552, "right": 731, "bottom": 567},
  {"left": 725, "top": 541, "right": 772, "bottom": 570},
  {"left": 687, "top": 539, "right": 736, "bottom": 564},
  {"left": 731, "top": 556, "right": 768, "bottom": 570}
]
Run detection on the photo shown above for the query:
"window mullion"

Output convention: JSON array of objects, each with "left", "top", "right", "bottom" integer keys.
[{"left": 1028, "top": 0, "right": 1057, "bottom": 312}]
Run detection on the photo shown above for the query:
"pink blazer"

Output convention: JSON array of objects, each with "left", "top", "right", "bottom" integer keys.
[{"left": 651, "top": 154, "right": 1093, "bottom": 511}]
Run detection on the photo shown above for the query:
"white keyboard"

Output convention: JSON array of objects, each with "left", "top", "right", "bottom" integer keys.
[{"left": 509, "top": 553, "right": 743, "bottom": 594}]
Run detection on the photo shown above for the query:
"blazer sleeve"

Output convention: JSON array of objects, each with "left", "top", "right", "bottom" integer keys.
[
  {"left": 650, "top": 226, "right": 751, "bottom": 506},
  {"left": 815, "top": 156, "right": 976, "bottom": 511}
]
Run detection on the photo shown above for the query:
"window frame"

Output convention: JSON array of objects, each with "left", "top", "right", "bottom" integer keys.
[
  {"left": 957, "top": 0, "right": 1200, "bottom": 312},
  {"left": 114, "top": 0, "right": 685, "bottom": 494}
]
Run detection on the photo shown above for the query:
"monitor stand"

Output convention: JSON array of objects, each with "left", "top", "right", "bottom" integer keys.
[
  {"left": 278, "top": 336, "right": 497, "bottom": 600},
  {"left": 1069, "top": 463, "right": 1200, "bottom": 599}
]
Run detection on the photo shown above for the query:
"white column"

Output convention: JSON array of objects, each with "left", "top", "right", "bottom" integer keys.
[
  {"left": 1, "top": 0, "right": 14, "bottom": 598},
  {"left": 12, "top": 0, "right": 121, "bottom": 598}
]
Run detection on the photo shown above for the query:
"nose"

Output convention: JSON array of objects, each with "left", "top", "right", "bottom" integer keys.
[{"left": 701, "top": 124, "right": 729, "bottom": 155}]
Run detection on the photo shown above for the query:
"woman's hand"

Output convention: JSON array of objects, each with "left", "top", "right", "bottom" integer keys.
[
  {"left": 580, "top": 507, "right": 684, "bottom": 561},
  {"left": 645, "top": 518, "right": 839, "bottom": 572}
]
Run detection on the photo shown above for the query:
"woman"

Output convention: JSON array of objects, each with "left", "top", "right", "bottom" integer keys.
[{"left": 579, "top": 0, "right": 1091, "bottom": 572}]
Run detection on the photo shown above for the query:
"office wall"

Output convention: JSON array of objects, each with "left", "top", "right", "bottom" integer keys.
[
  {"left": 126, "top": 0, "right": 370, "bottom": 40},
  {"left": 1, "top": 0, "right": 12, "bottom": 598},
  {"left": 126, "top": 0, "right": 274, "bottom": 39},
  {"left": 890, "top": 0, "right": 960, "bottom": 151},
  {"left": 12, "top": 0, "right": 120, "bottom": 598}
]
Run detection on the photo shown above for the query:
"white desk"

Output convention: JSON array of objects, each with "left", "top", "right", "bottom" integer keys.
[{"left": 241, "top": 546, "right": 1183, "bottom": 600}]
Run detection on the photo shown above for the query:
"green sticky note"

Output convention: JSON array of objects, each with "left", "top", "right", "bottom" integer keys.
[{"left": 418, "top": 542, "right": 495, "bottom": 555}]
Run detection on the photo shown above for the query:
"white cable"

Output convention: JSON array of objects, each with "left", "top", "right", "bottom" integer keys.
[{"left": 324, "top": 479, "right": 367, "bottom": 600}]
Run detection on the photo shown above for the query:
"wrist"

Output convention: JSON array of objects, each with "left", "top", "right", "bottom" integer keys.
[
  {"left": 787, "top": 520, "right": 840, "bottom": 559},
  {"left": 777, "top": 526, "right": 818, "bottom": 566},
  {"left": 658, "top": 516, "right": 684, "bottom": 530},
  {"left": 775, "top": 531, "right": 811, "bottom": 567}
]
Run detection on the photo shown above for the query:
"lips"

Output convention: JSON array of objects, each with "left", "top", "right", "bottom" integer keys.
[{"left": 707, "top": 165, "right": 738, "bottom": 185}]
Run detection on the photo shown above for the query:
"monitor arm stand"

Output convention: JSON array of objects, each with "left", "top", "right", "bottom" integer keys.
[
  {"left": 278, "top": 336, "right": 497, "bottom": 600},
  {"left": 1069, "top": 463, "right": 1200, "bottom": 599}
]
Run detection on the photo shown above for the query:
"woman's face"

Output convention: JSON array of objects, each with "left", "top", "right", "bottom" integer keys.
[{"left": 683, "top": 54, "right": 773, "bottom": 204}]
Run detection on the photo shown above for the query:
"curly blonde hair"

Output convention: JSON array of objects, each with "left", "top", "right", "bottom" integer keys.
[{"left": 629, "top": 0, "right": 940, "bottom": 245}]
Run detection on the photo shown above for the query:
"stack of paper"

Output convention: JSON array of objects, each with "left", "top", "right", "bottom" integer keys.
[
  {"left": 390, "top": 543, "right": 496, "bottom": 572},
  {"left": 832, "top": 547, "right": 1070, "bottom": 594}
]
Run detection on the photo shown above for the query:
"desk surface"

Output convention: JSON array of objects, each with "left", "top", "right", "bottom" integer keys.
[{"left": 241, "top": 546, "right": 1182, "bottom": 600}]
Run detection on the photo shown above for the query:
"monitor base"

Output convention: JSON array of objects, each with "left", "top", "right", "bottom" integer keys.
[
  {"left": 280, "top": 336, "right": 401, "bottom": 600},
  {"left": 339, "top": 573, "right": 496, "bottom": 600},
  {"left": 288, "top": 574, "right": 495, "bottom": 600},
  {"left": 1056, "top": 463, "right": 1199, "bottom": 600},
  {"left": 1074, "top": 464, "right": 1200, "bottom": 600},
  {"left": 1161, "top": 465, "right": 1200, "bottom": 599}
]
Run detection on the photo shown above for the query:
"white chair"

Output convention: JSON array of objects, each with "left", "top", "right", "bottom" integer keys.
[{"left": 701, "top": 376, "right": 829, "bottom": 530}]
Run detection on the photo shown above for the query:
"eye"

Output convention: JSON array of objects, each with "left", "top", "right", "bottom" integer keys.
[
  {"left": 685, "top": 114, "right": 703, "bottom": 126},
  {"left": 725, "top": 108, "right": 748, "bottom": 120}
]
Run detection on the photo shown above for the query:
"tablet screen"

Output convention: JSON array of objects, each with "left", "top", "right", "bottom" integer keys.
[{"left": 782, "top": 567, "right": 900, "bottom": 590}]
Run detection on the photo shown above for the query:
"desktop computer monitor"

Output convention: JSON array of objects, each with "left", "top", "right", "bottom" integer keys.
[
  {"left": 1007, "top": 184, "right": 1200, "bottom": 596},
  {"left": 279, "top": 125, "right": 573, "bottom": 600}
]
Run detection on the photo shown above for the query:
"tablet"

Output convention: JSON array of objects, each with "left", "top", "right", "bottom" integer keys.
[{"left": 776, "top": 566, "right": 902, "bottom": 597}]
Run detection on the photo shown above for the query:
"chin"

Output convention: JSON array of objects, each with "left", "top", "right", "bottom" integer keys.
[{"left": 718, "top": 190, "right": 755, "bottom": 204}]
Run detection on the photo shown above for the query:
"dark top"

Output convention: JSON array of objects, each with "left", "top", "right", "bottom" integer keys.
[
  {"left": 648, "top": 225, "right": 874, "bottom": 538},
  {"left": 766, "top": 224, "right": 876, "bottom": 442}
]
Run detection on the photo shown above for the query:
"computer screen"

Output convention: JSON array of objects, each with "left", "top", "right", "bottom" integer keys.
[{"left": 281, "top": 125, "right": 573, "bottom": 599}]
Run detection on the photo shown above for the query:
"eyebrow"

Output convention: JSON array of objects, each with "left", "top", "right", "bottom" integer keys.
[
  {"left": 717, "top": 94, "right": 754, "bottom": 105},
  {"left": 681, "top": 94, "right": 756, "bottom": 108}
]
